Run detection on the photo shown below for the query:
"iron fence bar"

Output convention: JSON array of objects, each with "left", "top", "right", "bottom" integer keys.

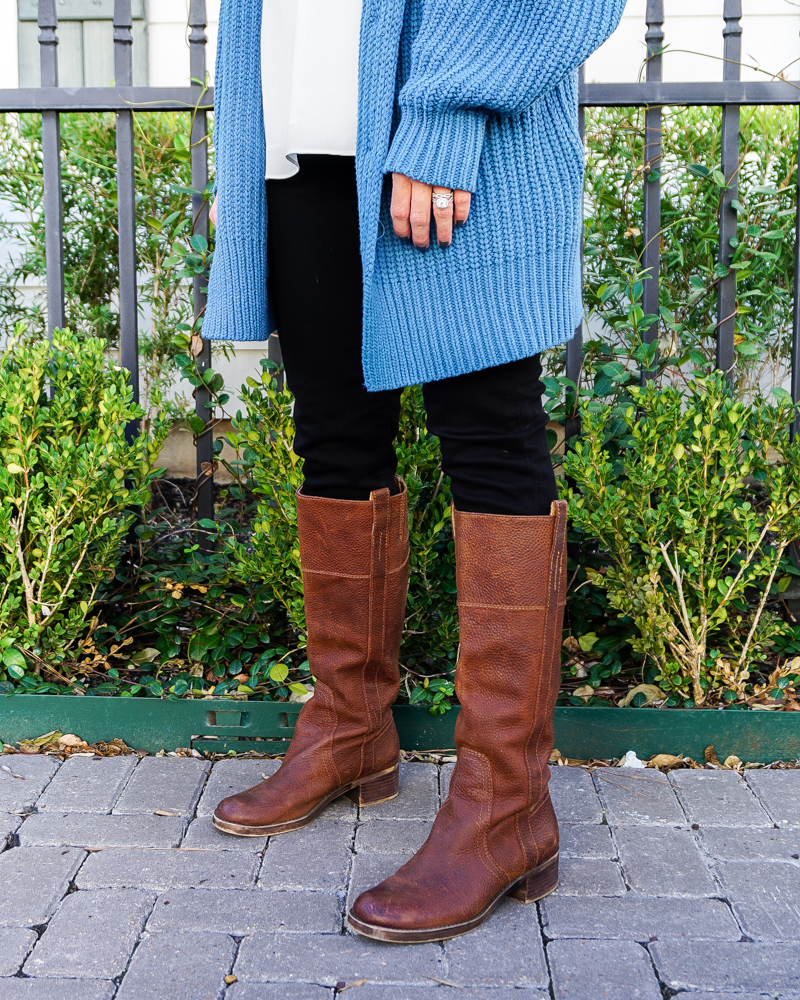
[
  {"left": 641, "top": 0, "right": 664, "bottom": 381},
  {"left": 565, "top": 64, "right": 584, "bottom": 444},
  {"left": 716, "top": 0, "right": 742, "bottom": 377},
  {"left": 114, "top": 0, "right": 139, "bottom": 440},
  {"left": 37, "top": 0, "right": 65, "bottom": 337},
  {"left": 189, "top": 0, "right": 214, "bottom": 530},
  {"left": 0, "top": 86, "right": 213, "bottom": 112},
  {"left": 578, "top": 81, "right": 800, "bottom": 107}
]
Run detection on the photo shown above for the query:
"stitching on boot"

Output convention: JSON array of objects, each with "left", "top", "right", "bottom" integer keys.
[{"left": 462, "top": 748, "right": 512, "bottom": 885}]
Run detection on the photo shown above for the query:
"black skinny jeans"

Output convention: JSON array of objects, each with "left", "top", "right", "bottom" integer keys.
[{"left": 267, "top": 156, "right": 558, "bottom": 517}]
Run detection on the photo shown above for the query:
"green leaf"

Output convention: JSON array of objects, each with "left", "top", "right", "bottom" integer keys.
[
  {"left": 578, "top": 632, "right": 598, "bottom": 652},
  {"left": 2, "top": 648, "right": 26, "bottom": 670},
  {"left": 189, "top": 234, "right": 209, "bottom": 254},
  {"left": 269, "top": 663, "right": 289, "bottom": 684}
]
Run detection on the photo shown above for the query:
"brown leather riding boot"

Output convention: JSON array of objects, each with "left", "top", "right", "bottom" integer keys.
[
  {"left": 213, "top": 482, "right": 409, "bottom": 837},
  {"left": 348, "top": 499, "right": 567, "bottom": 942}
]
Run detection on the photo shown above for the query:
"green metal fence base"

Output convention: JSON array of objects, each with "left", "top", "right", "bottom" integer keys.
[{"left": 0, "top": 696, "right": 798, "bottom": 762}]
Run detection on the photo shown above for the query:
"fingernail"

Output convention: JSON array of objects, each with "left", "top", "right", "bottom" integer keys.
[
  {"left": 414, "top": 244, "right": 429, "bottom": 253},
  {"left": 438, "top": 240, "right": 451, "bottom": 250},
  {"left": 455, "top": 220, "right": 465, "bottom": 228}
]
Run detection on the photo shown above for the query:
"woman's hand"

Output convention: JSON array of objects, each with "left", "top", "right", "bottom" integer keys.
[
  {"left": 390, "top": 173, "right": 471, "bottom": 250},
  {"left": 209, "top": 196, "right": 218, "bottom": 227}
]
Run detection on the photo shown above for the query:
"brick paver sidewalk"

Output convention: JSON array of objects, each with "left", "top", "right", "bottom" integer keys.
[{"left": 1, "top": 756, "right": 799, "bottom": 998}]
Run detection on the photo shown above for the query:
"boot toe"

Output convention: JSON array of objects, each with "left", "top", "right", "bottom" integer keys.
[
  {"left": 350, "top": 883, "right": 430, "bottom": 932},
  {"left": 213, "top": 793, "right": 252, "bottom": 825}
]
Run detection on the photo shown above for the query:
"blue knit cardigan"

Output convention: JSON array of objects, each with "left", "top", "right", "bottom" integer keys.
[{"left": 204, "top": 0, "right": 626, "bottom": 392}]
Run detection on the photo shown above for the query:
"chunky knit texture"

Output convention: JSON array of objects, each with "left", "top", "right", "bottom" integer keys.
[{"left": 205, "top": 0, "right": 626, "bottom": 391}]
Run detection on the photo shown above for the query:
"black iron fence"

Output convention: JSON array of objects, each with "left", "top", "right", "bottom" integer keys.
[{"left": 0, "top": 0, "right": 799, "bottom": 524}]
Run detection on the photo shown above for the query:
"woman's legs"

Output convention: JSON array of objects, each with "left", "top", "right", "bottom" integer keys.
[
  {"left": 213, "top": 157, "right": 408, "bottom": 837},
  {"left": 423, "top": 354, "right": 557, "bottom": 516},
  {"left": 266, "top": 155, "right": 403, "bottom": 499}
]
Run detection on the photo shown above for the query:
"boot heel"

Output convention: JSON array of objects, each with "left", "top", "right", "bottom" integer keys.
[
  {"left": 346, "top": 765, "right": 400, "bottom": 806},
  {"left": 511, "top": 853, "right": 559, "bottom": 903}
]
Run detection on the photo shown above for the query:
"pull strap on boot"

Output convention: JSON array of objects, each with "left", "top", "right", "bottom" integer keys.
[
  {"left": 213, "top": 482, "right": 409, "bottom": 837},
  {"left": 348, "top": 500, "right": 567, "bottom": 942}
]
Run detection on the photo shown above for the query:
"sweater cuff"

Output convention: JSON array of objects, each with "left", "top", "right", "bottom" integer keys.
[{"left": 384, "top": 105, "right": 488, "bottom": 193}]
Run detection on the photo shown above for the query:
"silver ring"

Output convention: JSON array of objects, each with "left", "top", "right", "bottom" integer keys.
[{"left": 432, "top": 190, "right": 454, "bottom": 211}]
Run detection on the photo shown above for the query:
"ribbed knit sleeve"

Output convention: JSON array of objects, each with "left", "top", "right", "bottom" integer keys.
[
  {"left": 203, "top": 0, "right": 270, "bottom": 343},
  {"left": 384, "top": 0, "right": 626, "bottom": 192}
]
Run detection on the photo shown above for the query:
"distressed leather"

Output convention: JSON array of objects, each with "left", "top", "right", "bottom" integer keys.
[
  {"left": 214, "top": 483, "right": 409, "bottom": 828},
  {"left": 350, "top": 500, "right": 567, "bottom": 932}
]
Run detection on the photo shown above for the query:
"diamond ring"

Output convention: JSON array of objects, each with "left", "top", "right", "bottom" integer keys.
[{"left": 432, "top": 190, "right": 454, "bottom": 211}]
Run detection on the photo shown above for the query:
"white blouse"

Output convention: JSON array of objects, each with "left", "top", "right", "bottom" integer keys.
[{"left": 261, "top": 0, "right": 362, "bottom": 180}]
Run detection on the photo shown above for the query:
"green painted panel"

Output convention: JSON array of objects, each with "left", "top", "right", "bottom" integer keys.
[{"left": 0, "top": 696, "right": 798, "bottom": 762}]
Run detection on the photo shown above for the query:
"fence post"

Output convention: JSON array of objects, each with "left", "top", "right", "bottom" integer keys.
[
  {"left": 38, "top": 0, "right": 65, "bottom": 338},
  {"left": 641, "top": 0, "right": 663, "bottom": 382},
  {"left": 114, "top": 0, "right": 140, "bottom": 440},
  {"left": 188, "top": 0, "right": 215, "bottom": 533},
  {"left": 716, "top": 0, "right": 742, "bottom": 378}
]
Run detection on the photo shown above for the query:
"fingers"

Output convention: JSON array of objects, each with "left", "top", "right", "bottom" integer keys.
[
  {"left": 391, "top": 174, "right": 472, "bottom": 250},
  {"left": 410, "top": 180, "right": 432, "bottom": 249},
  {"left": 432, "top": 187, "right": 454, "bottom": 248},
  {"left": 390, "top": 173, "right": 413, "bottom": 240},
  {"left": 209, "top": 196, "right": 218, "bottom": 227},
  {"left": 454, "top": 190, "right": 472, "bottom": 228}
]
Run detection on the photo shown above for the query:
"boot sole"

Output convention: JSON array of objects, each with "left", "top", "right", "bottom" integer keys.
[
  {"left": 211, "top": 763, "right": 400, "bottom": 838},
  {"left": 347, "top": 851, "right": 559, "bottom": 944}
]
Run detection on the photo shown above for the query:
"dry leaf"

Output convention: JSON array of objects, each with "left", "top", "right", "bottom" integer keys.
[
  {"left": 1, "top": 764, "right": 25, "bottom": 779},
  {"left": 618, "top": 684, "right": 664, "bottom": 708},
  {"left": 563, "top": 636, "right": 580, "bottom": 654},
  {"left": 224, "top": 976, "right": 238, "bottom": 986},
  {"left": 58, "top": 734, "right": 84, "bottom": 748},
  {"left": 573, "top": 685, "right": 594, "bottom": 701},
  {"left": 648, "top": 754, "right": 683, "bottom": 771},
  {"left": 723, "top": 755, "right": 743, "bottom": 769},
  {"left": 704, "top": 745, "right": 721, "bottom": 766},
  {"left": 153, "top": 810, "right": 181, "bottom": 817}
]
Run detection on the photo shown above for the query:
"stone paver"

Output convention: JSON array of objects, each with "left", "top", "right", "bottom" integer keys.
[
  {"left": 227, "top": 987, "right": 333, "bottom": 1000},
  {"left": 669, "top": 769, "right": 772, "bottom": 827},
  {"left": 650, "top": 940, "right": 800, "bottom": 992},
  {"left": 234, "top": 931, "right": 444, "bottom": 986},
  {"left": 550, "top": 857, "right": 626, "bottom": 896},
  {"left": 355, "top": 818, "right": 431, "bottom": 856},
  {"left": 548, "top": 939, "right": 662, "bottom": 999},
  {"left": 196, "top": 758, "right": 282, "bottom": 816},
  {"left": 0, "top": 847, "right": 85, "bottom": 927},
  {"left": 445, "top": 897, "right": 548, "bottom": 988},
  {"left": 182, "top": 815, "right": 268, "bottom": 851},
  {"left": 716, "top": 859, "right": 800, "bottom": 904},
  {"left": 147, "top": 888, "right": 341, "bottom": 935},
  {"left": 593, "top": 768, "right": 685, "bottom": 825},
  {"left": 113, "top": 756, "right": 210, "bottom": 817},
  {"left": 440, "top": 761, "right": 455, "bottom": 801},
  {"left": 343, "top": 991, "right": 548, "bottom": 1000},
  {"left": 347, "top": 852, "right": 404, "bottom": 910},
  {"left": 746, "top": 769, "right": 800, "bottom": 827},
  {"left": 24, "top": 888, "right": 154, "bottom": 979},
  {"left": 699, "top": 825, "right": 800, "bottom": 862},
  {"left": 0, "top": 926, "right": 36, "bottom": 975},
  {"left": 0, "top": 813, "right": 20, "bottom": 850},
  {"left": 614, "top": 825, "right": 719, "bottom": 896},
  {"left": 366, "top": 763, "right": 438, "bottom": 820},
  {"left": 0, "top": 755, "right": 60, "bottom": 813},
  {"left": 540, "top": 895, "right": 740, "bottom": 940},
  {"left": 76, "top": 847, "right": 259, "bottom": 890},
  {"left": 116, "top": 930, "right": 236, "bottom": 1000},
  {"left": 0, "top": 755, "right": 798, "bottom": 997},
  {"left": 559, "top": 822, "right": 616, "bottom": 859},
  {"left": 19, "top": 812, "right": 185, "bottom": 849},
  {"left": 259, "top": 819, "right": 353, "bottom": 892},
  {"left": 549, "top": 766, "right": 604, "bottom": 823},
  {"left": 0, "top": 981, "right": 115, "bottom": 1000},
  {"left": 731, "top": 899, "right": 800, "bottom": 941},
  {"left": 36, "top": 756, "right": 136, "bottom": 814}
]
